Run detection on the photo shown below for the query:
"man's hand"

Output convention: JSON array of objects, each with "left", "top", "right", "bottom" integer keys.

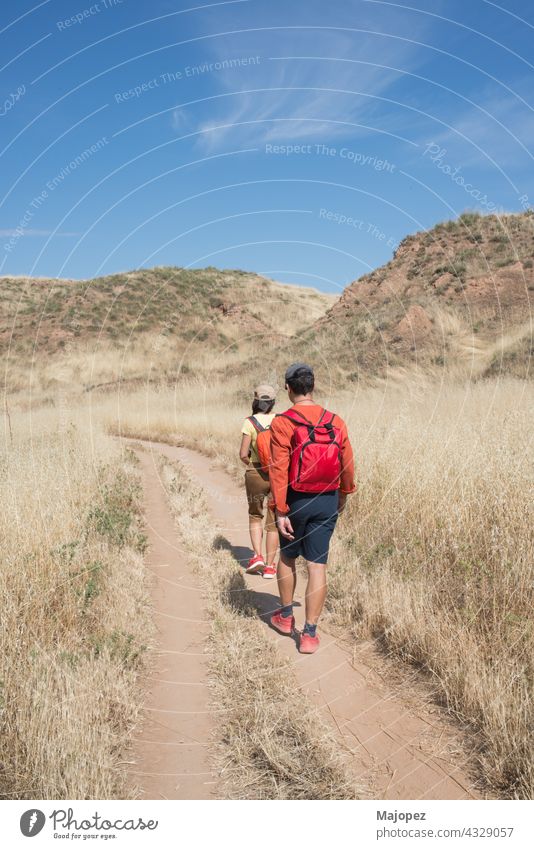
[
  {"left": 338, "top": 492, "right": 347, "bottom": 514},
  {"left": 276, "top": 513, "right": 294, "bottom": 540}
]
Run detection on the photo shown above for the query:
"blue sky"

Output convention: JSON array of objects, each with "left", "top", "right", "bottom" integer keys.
[{"left": 1, "top": 0, "right": 533, "bottom": 292}]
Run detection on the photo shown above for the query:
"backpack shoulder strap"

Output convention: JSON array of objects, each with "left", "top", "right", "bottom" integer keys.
[
  {"left": 275, "top": 412, "right": 307, "bottom": 432},
  {"left": 289, "top": 407, "right": 330, "bottom": 427},
  {"left": 321, "top": 410, "right": 340, "bottom": 440},
  {"left": 248, "top": 415, "right": 266, "bottom": 433},
  {"left": 276, "top": 407, "right": 315, "bottom": 425},
  {"left": 322, "top": 409, "right": 337, "bottom": 425}
]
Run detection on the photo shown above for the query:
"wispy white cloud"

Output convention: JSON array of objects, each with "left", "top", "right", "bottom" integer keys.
[
  {"left": 174, "top": 1, "right": 439, "bottom": 150},
  {"left": 414, "top": 74, "right": 534, "bottom": 171}
]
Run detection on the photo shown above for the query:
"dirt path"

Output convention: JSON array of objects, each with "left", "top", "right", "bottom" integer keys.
[
  {"left": 128, "top": 438, "right": 484, "bottom": 800},
  {"left": 126, "top": 446, "right": 217, "bottom": 800}
]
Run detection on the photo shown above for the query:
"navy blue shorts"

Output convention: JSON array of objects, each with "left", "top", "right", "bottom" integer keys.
[{"left": 279, "top": 488, "right": 339, "bottom": 565}]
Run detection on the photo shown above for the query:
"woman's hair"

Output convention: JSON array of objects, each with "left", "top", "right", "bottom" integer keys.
[{"left": 252, "top": 398, "right": 275, "bottom": 415}]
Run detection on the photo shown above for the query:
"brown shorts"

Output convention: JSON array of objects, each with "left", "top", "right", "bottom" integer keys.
[{"left": 245, "top": 465, "right": 275, "bottom": 527}]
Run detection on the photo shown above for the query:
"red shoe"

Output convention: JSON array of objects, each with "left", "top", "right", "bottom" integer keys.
[
  {"left": 246, "top": 554, "right": 264, "bottom": 574},
  {"left": 299, "top": 632, "right": 320, "bottom": 654},
  {"left": 262, "top": 563, "right": 277, "bottom": 579},
  {"left": 270, "top": 610, "right": 295, "bottom": 635}
]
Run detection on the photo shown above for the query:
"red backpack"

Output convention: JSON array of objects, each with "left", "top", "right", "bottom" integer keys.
[
  {"left": 277, "top": 408, "right": 342, "bottom": 492},
  {"left": 247, "top": 416, "right": 272, "bottom": 474}
]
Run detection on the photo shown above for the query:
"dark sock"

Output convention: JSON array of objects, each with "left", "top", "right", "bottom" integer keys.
[
  {"left": 280, "top": 604, "right": 293, "bottom": 618},
  {"left": 303, "top": 622, "right": 317, "bottom": 637}
]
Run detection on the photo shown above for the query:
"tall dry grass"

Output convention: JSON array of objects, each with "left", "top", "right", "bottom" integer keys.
[
  {"left": 0, "top": 407, "right": 152, "bottom": 799},
  {"left": 5, "top": 367, "right": 532, "bottom": 797},
  {"left": 329, "top": 379, "right": 534, "bottom": 798},
  {"left": 104, "top": 375, "right": 534, "bottom": 797}
]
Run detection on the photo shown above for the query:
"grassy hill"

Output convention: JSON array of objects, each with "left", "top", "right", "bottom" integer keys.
[
  {"left": 1, "top": 266, "right": 334, "bottom": 355},
  {"left": 1, "top": 267, "right": 334, "bottom": 395},
  {"left": 304, "top": 211, "right": 534, "bottom": 382}
]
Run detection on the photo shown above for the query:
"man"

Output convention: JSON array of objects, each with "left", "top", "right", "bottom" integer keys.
[{"left": 268, "top": 363, "right": 356, "bottom": 654}]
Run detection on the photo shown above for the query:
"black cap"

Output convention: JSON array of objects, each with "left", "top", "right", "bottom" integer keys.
[{"left": 285, "top": 362, "right": 314, "bottom": 382}]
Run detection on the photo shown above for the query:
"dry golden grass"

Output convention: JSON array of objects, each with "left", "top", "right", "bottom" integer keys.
[
  {"left": 244, "top": 278, "right": 336, "bottom": 336},
  {"left": 328, "top": 379, "right": 534, "bottom": 798},
  {"left": 0, "top": 407, "right": 152, "bottom": 799},
  {"left": 156, "top": 454, "right": 360, "bottom": 800},
  {"left": 103, "top": 374, "right": 534, "bottom": 798},
  {"left": 3, "top": 336, "right": 533, "bottom": 798}
]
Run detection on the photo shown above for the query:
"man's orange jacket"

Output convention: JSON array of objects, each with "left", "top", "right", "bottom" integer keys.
[{"left": 268, "top": 403, "right": 356, "bottom": 515}]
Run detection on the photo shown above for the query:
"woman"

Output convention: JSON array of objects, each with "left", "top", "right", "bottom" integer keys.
[{"left": 239, "top": 384, "right": 279, "bottom": 578}]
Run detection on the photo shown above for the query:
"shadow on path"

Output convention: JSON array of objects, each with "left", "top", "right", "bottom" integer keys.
[
  {"left": 213, "top": 533, "right": 252, "bottom": 567},
  {"left": 211, "top": 532, "right": 302, "bottom": 628}
]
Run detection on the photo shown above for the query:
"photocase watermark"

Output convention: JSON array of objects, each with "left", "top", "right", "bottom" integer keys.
[
  {"left": 20, "top": 809, "right": 46, "bottom": 837},
  {"left": 3, "top": 136, "right": 109, "bottom": 254},
  {"left": 56, "top": 0, "right": 123, "bottom": 31},
  {"left": 114, "top": 56, "right": 261, "bottom": 103},
  {"left": 0, "top": 84, "right": 26, "bottom": 117},
  {"left": 319, "top": 207, "right": 399, "bottom": 248},
  {"left": 265, "top": 142, "right": 396, "bottom": 172},
  {"left": 19, "top": 806, "right": 158, "bottom": 838},
  {"left": 51, "top": 807, "right": 158, "bottom": 834},
  {"left": 422, "top": 142, "right": 505, "bottom": 214},
  {"left": 423, "top": 143, "right": 534, "bottom": 219}
]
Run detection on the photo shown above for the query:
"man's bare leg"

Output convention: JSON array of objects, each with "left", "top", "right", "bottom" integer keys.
[
  {"left": 305, "top": 561, "right": 327, "bottom": 625},
  {"left": 277, "top": 553, "right": 296, "bottom": 607},
  {"left": 265, "top": 525, "right": 279, "bottom": 566}
]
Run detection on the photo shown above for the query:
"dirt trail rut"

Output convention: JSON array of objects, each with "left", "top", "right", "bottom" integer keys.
[
  {"left": 126, "top": 446, "right": 217, "bottom": 800},
  {"left": 128, "top": 438, "right": 483, "bottom": 800}
]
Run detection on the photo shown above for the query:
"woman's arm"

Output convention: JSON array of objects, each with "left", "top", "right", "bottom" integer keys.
[{"left": 239, "top": 433, "right": 252, "bottom": 466}]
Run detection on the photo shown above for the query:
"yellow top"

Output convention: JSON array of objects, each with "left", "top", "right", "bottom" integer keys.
[{"left": 241, "top": 413, "right": 275, "bottom": 464}]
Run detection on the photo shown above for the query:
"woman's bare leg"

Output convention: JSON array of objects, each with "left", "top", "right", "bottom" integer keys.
[{"left": 249, "top": 516, "right": 263, "bottom": 558}]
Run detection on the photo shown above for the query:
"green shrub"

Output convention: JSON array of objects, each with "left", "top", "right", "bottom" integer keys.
[
  {"left": 85, "top": 471, "right": 146, "bottom": 551},
  {"left": 458, "top": 212, "right": 481, "bottom": 226}
]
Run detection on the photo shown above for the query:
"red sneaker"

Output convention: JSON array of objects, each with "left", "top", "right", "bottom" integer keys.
[
  {"left": 270, "top": 610, "right": 295, "bottom": 635},
  {"left": 246, "top": 554, "right": 264, "bottom": 574},
  {"left": 262, "top": 563, "right": 277, "bottom": 579},
  {"left": 299, "top": 632, "right": 320, "bottom": 654}
]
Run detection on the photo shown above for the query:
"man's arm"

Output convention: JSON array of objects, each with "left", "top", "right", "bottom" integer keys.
[
  {"left": 338, "top": 419, "right": 356, "bottom": 512},
  {"left": 268, "top": 417, "right": 292, "bottom": 514},
  {"left": 268, "top": 417, "right": 296, "bottom": 539}
]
